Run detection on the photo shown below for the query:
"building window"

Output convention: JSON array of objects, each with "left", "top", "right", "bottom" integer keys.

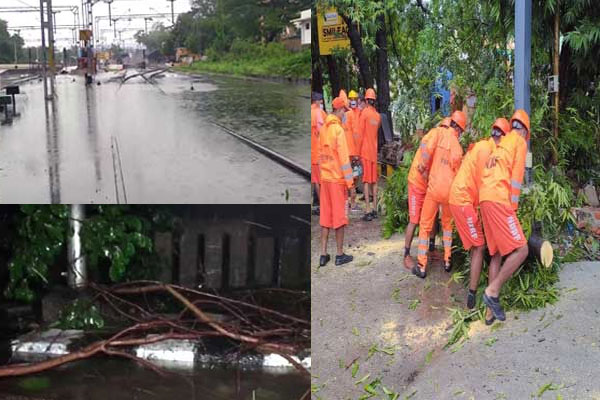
[{"left": 305, "top": 23, "right": 310, "bottom": 30}]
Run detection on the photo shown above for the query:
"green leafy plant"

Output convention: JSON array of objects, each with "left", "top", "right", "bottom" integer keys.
[
  {"left": 382, "top": 151, "right": 414, "bottom": 239},
  {"left": 54, "top": 299, "right": 105, "bottom": 330},
  {"left": 4, "top": 206, "right": 173, "bottom": 303}
]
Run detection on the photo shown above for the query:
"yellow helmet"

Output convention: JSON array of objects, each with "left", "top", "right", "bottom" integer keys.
[{"left": 348, "top": 90, "right": 359, "bottom": 99}]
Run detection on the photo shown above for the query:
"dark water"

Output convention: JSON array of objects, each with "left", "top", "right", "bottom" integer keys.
[
  {"left": 0, "top": 72, "right": 309, "bottom": 204},
  {"left": 0, "top": 358, "right": 307, "bottom": 400}
]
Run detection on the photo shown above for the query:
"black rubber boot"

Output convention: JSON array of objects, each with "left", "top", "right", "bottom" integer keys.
[
  {"left": 335, "top": 253, "right": 353, "bottom": 266},
  {"left": 319, "top": 254, "right": 330, "bottom": 267}
]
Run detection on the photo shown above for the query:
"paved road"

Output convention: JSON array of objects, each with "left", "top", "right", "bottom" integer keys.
[
  {"left": 0, "top": 72, "right": 309, "bottom": 203},
  {"left": 311, "top": 208, "right": 600, "bottom": 399}
]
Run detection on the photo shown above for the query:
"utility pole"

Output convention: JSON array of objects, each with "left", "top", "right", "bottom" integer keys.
[
  {"left": 39, "top": 0, "right": 55, "bottom": 100},
  {"left": 13, "top": 29, "right": 21, "bottom": 65},
  {"left": 515, "top": 0, "right": 532, "bottom": 185},
  {"left": 167, "top": 0, "right": 176, "bottom": 24},
  {"left": 105, "top": 0, "right": 113, "bottom": 25},
  {"left": 112, "top": 18, "right": 118, "bottom": 39}
]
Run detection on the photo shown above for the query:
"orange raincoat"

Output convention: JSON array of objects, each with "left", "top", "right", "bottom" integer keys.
[{"left": 319, "top": 114, "right": 354, "bottom": 189}]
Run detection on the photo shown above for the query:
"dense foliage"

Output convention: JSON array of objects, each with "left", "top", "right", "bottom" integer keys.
[
  {"left": 134, "top": 0, "right": 310, "bottom": 56},
  {"left": 0, "top": 19, "right": 24, "bottom": 64},
  {"left": 4, "top": 206, "right": 173, "bottom": 303}
]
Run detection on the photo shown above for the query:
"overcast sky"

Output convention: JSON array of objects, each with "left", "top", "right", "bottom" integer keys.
[{"left": 1, "top": 0, "right": 192, "bottom": 48}]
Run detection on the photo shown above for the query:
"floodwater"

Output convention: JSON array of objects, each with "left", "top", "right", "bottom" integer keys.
[
  {"left": 0, "top": 72, "right": 309, "bottom": 204},
  {"left": 0, "top": 357, "right": 308, "bottom": 399}
]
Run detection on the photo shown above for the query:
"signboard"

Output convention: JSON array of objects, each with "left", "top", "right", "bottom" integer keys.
[
  {"left": 317, "top": 7, "right": 350, "bottom": 55},
  {"left": 79, "top": 29, "right": 92, "bottom": 41}
]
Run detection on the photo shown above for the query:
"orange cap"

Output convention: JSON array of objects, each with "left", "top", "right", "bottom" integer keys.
[
  {"left": 332, "top": 97, "right": 346, "bottom": 110},
  {"left": 451, "top": 110, "right": 467, "bottom": 131},
  {"left": 439, "top": 117, "right": 451, "bottom": 128},
  {"left": 510, "top": 109, "right": 530, "bottom": 133},
  {"left": 492, "top": 117, "right": 510, "bottom": 135},
  {"left": 365, "top": 88, "right": 376, "bottom": 100},
  {"left": 339, "top": 89, "right": 349, "bottom": 108}
]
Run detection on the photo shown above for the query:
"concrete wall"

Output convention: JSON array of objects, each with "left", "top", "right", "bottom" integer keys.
[{"left": 156, "top": 206, "right": 309, "bottom": 290}]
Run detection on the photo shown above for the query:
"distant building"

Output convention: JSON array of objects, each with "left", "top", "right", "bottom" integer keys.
[{"left": 291, "top": 9, "right": 311, "bottom": 46}]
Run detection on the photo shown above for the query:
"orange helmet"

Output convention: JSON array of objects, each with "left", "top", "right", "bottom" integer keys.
[
  {"left": 510, "top": 109, "right": 530, "bottom": 133},
  {"left": 365, "top": 88, "right": 377, "bottom": 100},
  {"left": 339, "top": 90, "right": 349, "bottom": 108},
  {"left": 439, "top": 117, "right": 451, "bottom": 128},
  {"left": 492, "top": 118, "right": 510, "bottom": 135},
  {"left": 332, "top": 97, "right": 346, "bottom": 110},
  {"left": 450, "top": 110, "right": 467, "bottom": 131}
]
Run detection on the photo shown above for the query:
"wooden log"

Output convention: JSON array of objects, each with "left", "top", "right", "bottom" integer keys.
[{"left": 527, "top": 234, "right": 554, "bottom": 268}]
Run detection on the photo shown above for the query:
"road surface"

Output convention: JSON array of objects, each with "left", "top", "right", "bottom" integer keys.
[{"left": 0, "top": 71, "right": 309, "bottom": 203}]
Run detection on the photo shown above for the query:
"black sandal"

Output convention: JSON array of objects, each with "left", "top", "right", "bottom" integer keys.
[
  {"left": 483, "top": 292, "right": 506, "bottom": 321},
  {"left": 444, "top": 261, "right": 452, "bottom": 273},
  {"left": 485, "top": 315, "right": 496, "bottom": 326}
]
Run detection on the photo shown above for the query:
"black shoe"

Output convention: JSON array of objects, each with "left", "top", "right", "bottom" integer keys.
[
  {"left": 411, "top": 265, "right": 427, "bottom": 279},
  {"left": 312, "top": 206, "right": 320, "bottom": 216},
  {"left": 362, "top": 213, "right": 373, "bottom": 221},
  {"left": 319, "top": 254, "right": 330, "bottom": 267},
  {"left": 428, "top": 239, "right": 435, "bottom": 252},
  {"left": 370, "top": 210, "right": 378, "bottom": 219},
  {"left": 483, "top": 292, "right": 506, "bottom": 321},
  {"left": 444, "top": 261, "right": 452, "bottom": 273},
  {"left": 485, "top": 316, "right": 496, "bottom": 326},
  {"left": 467, "top": 290, "right": 476, "bottom": 309},
  {"left": 335, "top": 253, "right": 353, "bottom": 266}
]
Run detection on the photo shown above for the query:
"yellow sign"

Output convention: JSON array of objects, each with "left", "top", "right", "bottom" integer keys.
[
  {"left": 79, "top": 29, "right": 92, "bottom": 41},
  {"left": 317, "top": 7, "right": 350, "bottom": 55}
]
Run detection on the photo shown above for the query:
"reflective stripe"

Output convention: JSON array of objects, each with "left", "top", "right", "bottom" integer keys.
[
  {"left": 421, "top": 151, "right": 430, "bottom": 160},
  {"left": 443, "top": 240, "right": 452, "bottom": 246},
  {"left": 341, "top": 163, "right": 351, "bottom": 170},
  {"left": 344, "top": 173, "right": 353, "bottom": 180},
  {"left": 511, "top": 180, "right": 522, "bottom": 189},
  {"left": 511, "top": 194, "right": 520, "bottom": 203},
  {"left": 420, "top": 142, "right": 426, "bottom": 149},
  {"left": 418, "top": 249, "right": 427, "bottom": 255},
  {"left": 419, "top": 239, "right": 429, "bottom": 245},
  {"left": 443, "top": 231, "right": 452, "bottom": 237}
]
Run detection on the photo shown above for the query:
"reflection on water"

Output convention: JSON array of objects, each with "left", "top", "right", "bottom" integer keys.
[
  {"left": 0, "top": 358, "right": 308, "bottom": 400},
  {"left": 176, "top": 74, "right": 310, "bottom": 170}
]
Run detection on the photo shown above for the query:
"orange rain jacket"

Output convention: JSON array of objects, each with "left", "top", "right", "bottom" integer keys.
[
  {"left": 419, "top": 127, "right": 463, "bottom": 203},
  {"left": 351, "top": 108, "right": 363, "bottom": 155},
  {"left": 311, "top": 104, "right": 327, "bottom": 165},
  {"left": 449, "top": 138, "right": 496, "bottom": 206},
  {"left": 319, "top": 114, "right": 354, "bottom": 189},
  {"left": 358, "top": 105, "right": 381, "bottom": 162},
  {"left": 343, "top": 110, "right": 358, "bottom": 156},
  {"left": 479, "top": 129, "right": 527, "bottom": 210},
  {"left": 407, "top": 127, "right": 444, "bottom": 192}
]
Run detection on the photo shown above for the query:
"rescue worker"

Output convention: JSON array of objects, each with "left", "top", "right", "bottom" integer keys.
[
  {"left": 311, "top": 92, "right": 327, "bottom": 214},
  {"left": 403, "top": 117, "right": 451, "bottom": 269},
  {"left": 319, "top": 96, "right": 355, "bottom": 267},
  {"left": 412, "top": 111, "right": 466, "bottom": 278},
  {"left": 448, "top": 117, "right": 510, "bottom": 324},
  {"left": 359, "top": 88, "right": 381, "bottom": 221},
  {"left": 346, "top": 90, "right": 362, "bottom": 212},
  {"left": 479, "top": 110, "right": 530, "bottom": 321}
]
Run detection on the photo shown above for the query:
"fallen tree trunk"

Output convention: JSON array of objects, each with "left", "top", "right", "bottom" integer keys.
[{"left": 528, "top": 234, "right": 554, "bottom": 268}]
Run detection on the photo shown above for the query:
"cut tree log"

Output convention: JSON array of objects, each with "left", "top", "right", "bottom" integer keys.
[{"left": 528, "top": 234, "right": 554, "bottom": 268}]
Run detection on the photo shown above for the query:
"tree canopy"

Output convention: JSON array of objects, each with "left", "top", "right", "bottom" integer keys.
[{"left": 0, "top": 19, "right": 24, "bottom": 64}]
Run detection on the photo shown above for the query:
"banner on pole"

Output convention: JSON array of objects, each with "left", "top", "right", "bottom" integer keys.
[{"left": 317, "top": 7, "right": 350, "bottom": 55}]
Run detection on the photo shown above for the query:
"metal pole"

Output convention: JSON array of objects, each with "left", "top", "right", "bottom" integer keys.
[
  {"left": 39, "top": 0, "right": 49, "bottom": 100},
  {"left": 515, "top": 0, "right": 532, "bottom": 185},
  {"left": 168, "top": 0, "right": 175, "bottom": 24},
  {"left": 13, "top": 30, "right": 19, "bottom": 65},
  {"left": 68, "top": 204, "right": 87, "bottom": 289},
  {"left": 46, "top": 0, "right": 56, "bottom": 98}
]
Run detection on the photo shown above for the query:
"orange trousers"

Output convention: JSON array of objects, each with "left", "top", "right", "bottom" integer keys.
[{"left": 417, "top": 194, "right": 453, "bottom": 269}]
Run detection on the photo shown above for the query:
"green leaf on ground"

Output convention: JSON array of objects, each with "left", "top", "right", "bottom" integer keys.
[
  {"left": 537, "top": 382, "right": 564, "bottom": 397},
  {"left": 484, "top": 337, "right": 498, "bottom": 347},
  {"left": 351, "top": 362, "right": 359, "bottom": 378},
  {"left": 355, "top": 373, "right": 371, "bottom": 385},
  {"left": 352, "top": 327, "right": 360, "bottom": 336},
  {"left": 404, "top": 390, "right": 417, "bottom": 399},
  {"left": 408, "top": 299, "right": 420, "bottom": 310},
  {"left": 425, "top": 349, "right": 434, "bottom": 364}
]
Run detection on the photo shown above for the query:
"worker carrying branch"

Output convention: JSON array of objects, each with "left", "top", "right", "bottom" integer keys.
[
  {"left": 479, "top": 109, "right": 530, "bottom": 321},
  {"left": 412, "top": 111, "right": 466, "bottom": 278},
  {"left": 449, "top": 117, "right": 510, "bottom": 324}
]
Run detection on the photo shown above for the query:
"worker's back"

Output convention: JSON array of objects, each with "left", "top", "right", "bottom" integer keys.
[
  {"left": 479, "top": 130, "right": 527, "bottom": 209},
  {"left": 450, "top": 138, "right": 495, "bottom": 206},
  {"left": 427, "top": 127, "right": 463, "bottom": 203}
]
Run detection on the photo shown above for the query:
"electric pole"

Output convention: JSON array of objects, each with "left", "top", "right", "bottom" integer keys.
[
  {"left": 167, "top": 0, "right": 175, "bottom": 24},
  {"left": 13, "top": 29, "right": 21, "bottom": 65}
]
